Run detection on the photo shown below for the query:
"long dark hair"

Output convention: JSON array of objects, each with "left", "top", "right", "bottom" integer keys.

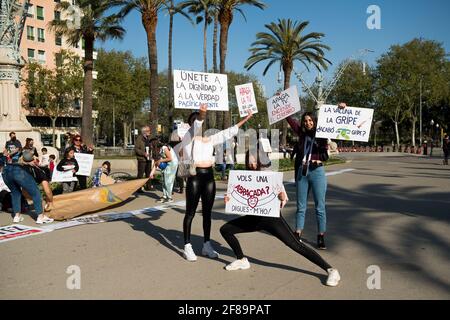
[
  {"left": 188, "top": 111, "right": 200, "bottom": 127},
  {"left": 64, "top": 147, "right": 76, "bottom": 159},
  {"left": 102, "top": 161, "right": 111, "bottom": 175},
  {"left": 300, "top": 112, "right": 317, "bottom": 135}
]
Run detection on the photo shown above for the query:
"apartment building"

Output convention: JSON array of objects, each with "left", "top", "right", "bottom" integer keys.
[{"left": 19, "top": 0, "right": 97, "bottom": 149}]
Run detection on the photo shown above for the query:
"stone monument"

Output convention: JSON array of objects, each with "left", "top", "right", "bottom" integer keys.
[{"left": 0, "top": 0, "right": 56, "bottom": 156}]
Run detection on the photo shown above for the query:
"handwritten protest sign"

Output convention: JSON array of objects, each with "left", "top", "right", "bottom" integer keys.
[
  {"left": 266, "top": 86, "right": 301, "bottom": 125},
  {"left": 174, "top": 70, "right": 228, "bottom": 111},
  {"left": 226, "top": 170, "right": 283, "bottom": 218},
  {"left": 52, "top": 168, "right": 78, "bottom": 182},
  {"left": 0, "top": 224, "right": 51, "bottom": 244},
  {"left": 75, "top": 153, "right": 94, "bottom": 176},
  {"left": 316, "top": 105, "right": 374, "bottom": 142},
  {"left": 176, "top": 123, "right": 190, "bottom": 139},
  {"left": 235, "top": 83, "right": 258, "bottom": 117}
]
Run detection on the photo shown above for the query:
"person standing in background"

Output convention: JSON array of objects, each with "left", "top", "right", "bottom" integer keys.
[
  {"left": 443, "top": 135, "right": 449, "bottom": 165},
  {"left": 135, "top": 126, "right": 153, "bottom": 192},
  {"left": 5, "top": 132, "right": 22, "bottom": 164}
]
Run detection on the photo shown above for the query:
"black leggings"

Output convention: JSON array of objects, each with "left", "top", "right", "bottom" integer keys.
[
  {"left": 220, "top": 215, "right": 332, "bottom": 271},
  {"left": 184, "top": 167, "right": 216, "bottom": 244}
]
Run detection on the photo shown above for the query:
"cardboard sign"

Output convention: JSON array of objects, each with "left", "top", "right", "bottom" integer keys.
[
  {"left": 52, "top": 167, "right": 78, "bottom": 182},
  {"left": 316, "top": 105, "right": 374, "bottom": 142},
  {"left": 74, "top": 153, "right": 94, "bottom": 176},
  {"left": 176, "top": 123, "right": 191, "bottom": 140},
  {"left": 0, "top": 173, "right": 11, "bottom": 192},
  {"left": 0, "top": 224, "right": 51, "bottom": 243},
  {"left": 235, "top": 83, "right": 258, "bottom": 117},
  {"left": 174, "top": 70, "right": 229, "bottom": 111},
  {"left": 226, "top": 170, "right": 283, "bottom": 218},
  {"left": 259, "top": 138, "right": 272, "bottom": 153},
  {"left": 267, "top": 86, "right": 301, "bottom": 125}
]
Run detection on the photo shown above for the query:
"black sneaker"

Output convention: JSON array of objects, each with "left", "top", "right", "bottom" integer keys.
[
  {"left": 294, "top": 232, "right": 303, "bottom": 243},
  {"left": 317, "top": 234, "right": 327, "bottom": 250}
]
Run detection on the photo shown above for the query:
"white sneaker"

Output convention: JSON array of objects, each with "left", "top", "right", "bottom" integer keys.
[
  {"left": 183, "top": 244, "right": 197, "bottom": 262},
  {"left": 326, "top": 268, "right": 341, "bottom": 287},
  {"left": 157, "top": 197, "right": 167, "bottom": 203},
  {"left": 13, "top": 215, "right": 24, "bottom": 223},
  {"left": 36, "top": 216, "right": 54, "bottom": 225},
  {"left": 166, "top": 198, "right": 174, "bottom": 203},
  {"left": 202, "top": 241, "right": 219, "bottom": 258},
  {"left": 225, "top": 258, "right": 251, "bottom": 271}
]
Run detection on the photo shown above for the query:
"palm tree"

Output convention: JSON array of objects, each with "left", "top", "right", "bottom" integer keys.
[
  {"left": 179, "top": 0, "right": 216, "bottom": 73},
  {"left": 164, "top": 0, "right": 192, "bottom": 132},
  {"left": 218, "top": 0, "right": 266, "bottom": 129},
  {"left": 245, "top": 18, "right": 331, "bottom": 146},
  {"left": 50, "top": 0, "right": 126, "bottom": 146},
  {"left": 117, "top": 0, "right": 167, "bottom": 136}
]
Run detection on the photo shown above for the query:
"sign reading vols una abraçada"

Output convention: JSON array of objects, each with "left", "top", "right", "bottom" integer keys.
[
  {"left": 316, "top": 105, "right": 374, "bottom": 142},
  {"left": 226, "top": 170, "right": 284, "bottom": 218},
  {"left": 266, "top": 86, "right": 302, "bottom": 125},
  {"left": 174, "top": 70, "right": 229, "bottom": 111}
]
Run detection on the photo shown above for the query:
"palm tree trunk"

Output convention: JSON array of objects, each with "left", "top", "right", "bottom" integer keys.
[
  {"left": 203, "top": 12, "right": 208, "bottom": 73},
  {"left": 281, "top": 65, "right": 292, "bottom": 147},
  {"left": 213, "top": 12, "right": 218, "bottom": 73},
  {"left": 219, "top": 12, "right": 231, "bottom": 130},
  {"left": 143, "top": 10, "right": 159, "bottom": 137},
  {"left": 168, "top": 10, "right": 174, "bottom": 133},
  {"left": 81, "top": 35, "right": 94, "bottom": 146},
  {"left": 208, "top": 10, "right": 219, "bottom": 129}
]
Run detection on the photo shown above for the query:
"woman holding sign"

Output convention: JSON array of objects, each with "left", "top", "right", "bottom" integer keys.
[
  {"left": 178, "top": 105, "right": 252, "bottom": 262},
  {"left": 68, "top": 135, "right": 94, "bottom": 190},
  {"left": 287, "top": 103, "right": 346, "bottom": 250},
  {"left": 220, "top": 142, "right": 340, "bottom": 287}
]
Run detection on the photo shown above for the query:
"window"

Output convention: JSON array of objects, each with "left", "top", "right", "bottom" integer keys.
[
  {"left": 27, "top": 4, "right": 34, "bottom": 18},
  {"left": 27, "top": 48, "right": 35, "bottom": 59},
  {"left": 55, "top": 33, "right": 62, "bottom": 46},
  {"left": 38, "top": 28, "right": 45, "bottom": 42},
  {"left": 36, "top": 6, "right": 44, "bottom": 20},
  {"left": 27, "top": 26, "right": 34, "bottom": 40},
  {"left": 55, "top": 52, "right": 63, "bottom": 67},
  {"left": 54, "top": 11, "right": 61, "bottom": 21},
  {"left": 38, "top": 50, "right": 46, "bottom": 63}
]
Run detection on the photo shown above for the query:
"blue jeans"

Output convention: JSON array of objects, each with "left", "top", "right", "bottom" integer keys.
[
  {"left": 296, "top": 166, "right": 327, "bottom": 234},
  {"left": 2, "top": 165, "right": 43, "bottom": 216}
]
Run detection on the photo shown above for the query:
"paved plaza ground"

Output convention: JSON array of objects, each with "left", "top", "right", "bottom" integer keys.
[{"left": 0, "top": 153, "right": 449, "bottom": 299}]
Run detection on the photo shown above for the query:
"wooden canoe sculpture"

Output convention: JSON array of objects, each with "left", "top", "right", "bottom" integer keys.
[{"left": 47, "top": 179, "right": 148, "bottom": 221}]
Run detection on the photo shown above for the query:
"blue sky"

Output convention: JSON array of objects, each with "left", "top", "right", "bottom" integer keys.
[{"left": 99, "top": 0, "right": 450, "bottom": 98}]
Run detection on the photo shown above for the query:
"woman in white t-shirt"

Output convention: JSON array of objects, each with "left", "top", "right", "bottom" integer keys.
[{"left": 175, "top": 105, "right": 252, "bottom": 262}]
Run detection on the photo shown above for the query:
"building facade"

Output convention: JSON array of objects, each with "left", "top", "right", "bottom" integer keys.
[{"left": 19, "top": 0, "right": 96, "bottom": 149}]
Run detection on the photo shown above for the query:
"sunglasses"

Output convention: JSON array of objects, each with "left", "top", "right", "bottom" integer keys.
[{"left": 74, "top": 139, "right": 81, "bottom": 142}]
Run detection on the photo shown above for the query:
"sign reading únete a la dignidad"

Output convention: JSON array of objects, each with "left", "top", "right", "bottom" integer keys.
[
  {"left": 235, "top": 83, "right": 258, "bottom": 117},
  {"left": 174, "top": 70, "right": 229, "bottom": 111},
  {"left": 226, "top": 170, "right": 284, "bottom": 218},
  {"left": 316, "top": 105, "right": 374, "bottom": 142},
  {"left": 266, "top": 86, "right": 302, "bottom": 125}
]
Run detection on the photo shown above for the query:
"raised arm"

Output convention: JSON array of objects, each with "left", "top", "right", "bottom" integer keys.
[{"left": 210, "top": 112, "right": 253, "bottom": 146}]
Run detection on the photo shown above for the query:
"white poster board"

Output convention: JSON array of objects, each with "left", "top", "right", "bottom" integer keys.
[
  {"left": 226, "top": 170, "right": 283, "bottom": 218},
  {"left": 0, "top": 224, "right": 51, "bottom": 244},
  {"left": 174, "top": 70, "right": 229, "bottom": 111},
  {"left": 267, "top": 86, "right": 301, "bottom": 125},
  {"left": 0, "top": 173, "right": 11, "bottom": 192},
  {"left": 176, "top": 123, "right": 191, "bottom": 140},
  {"left": 260, "top": 138, "right": 272, "bottom": 153},
  {"left": 75, "top": 153, "right": 94, "bottom": 176},
  {"left": 51, "top": 168, "right": 78, "bottom": 182},
  {"left": 316, "top": 105, "right": 374, "bottom": 142},
  {"left": 235, "top": 83, "right": 258, "bottom": 117}
]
